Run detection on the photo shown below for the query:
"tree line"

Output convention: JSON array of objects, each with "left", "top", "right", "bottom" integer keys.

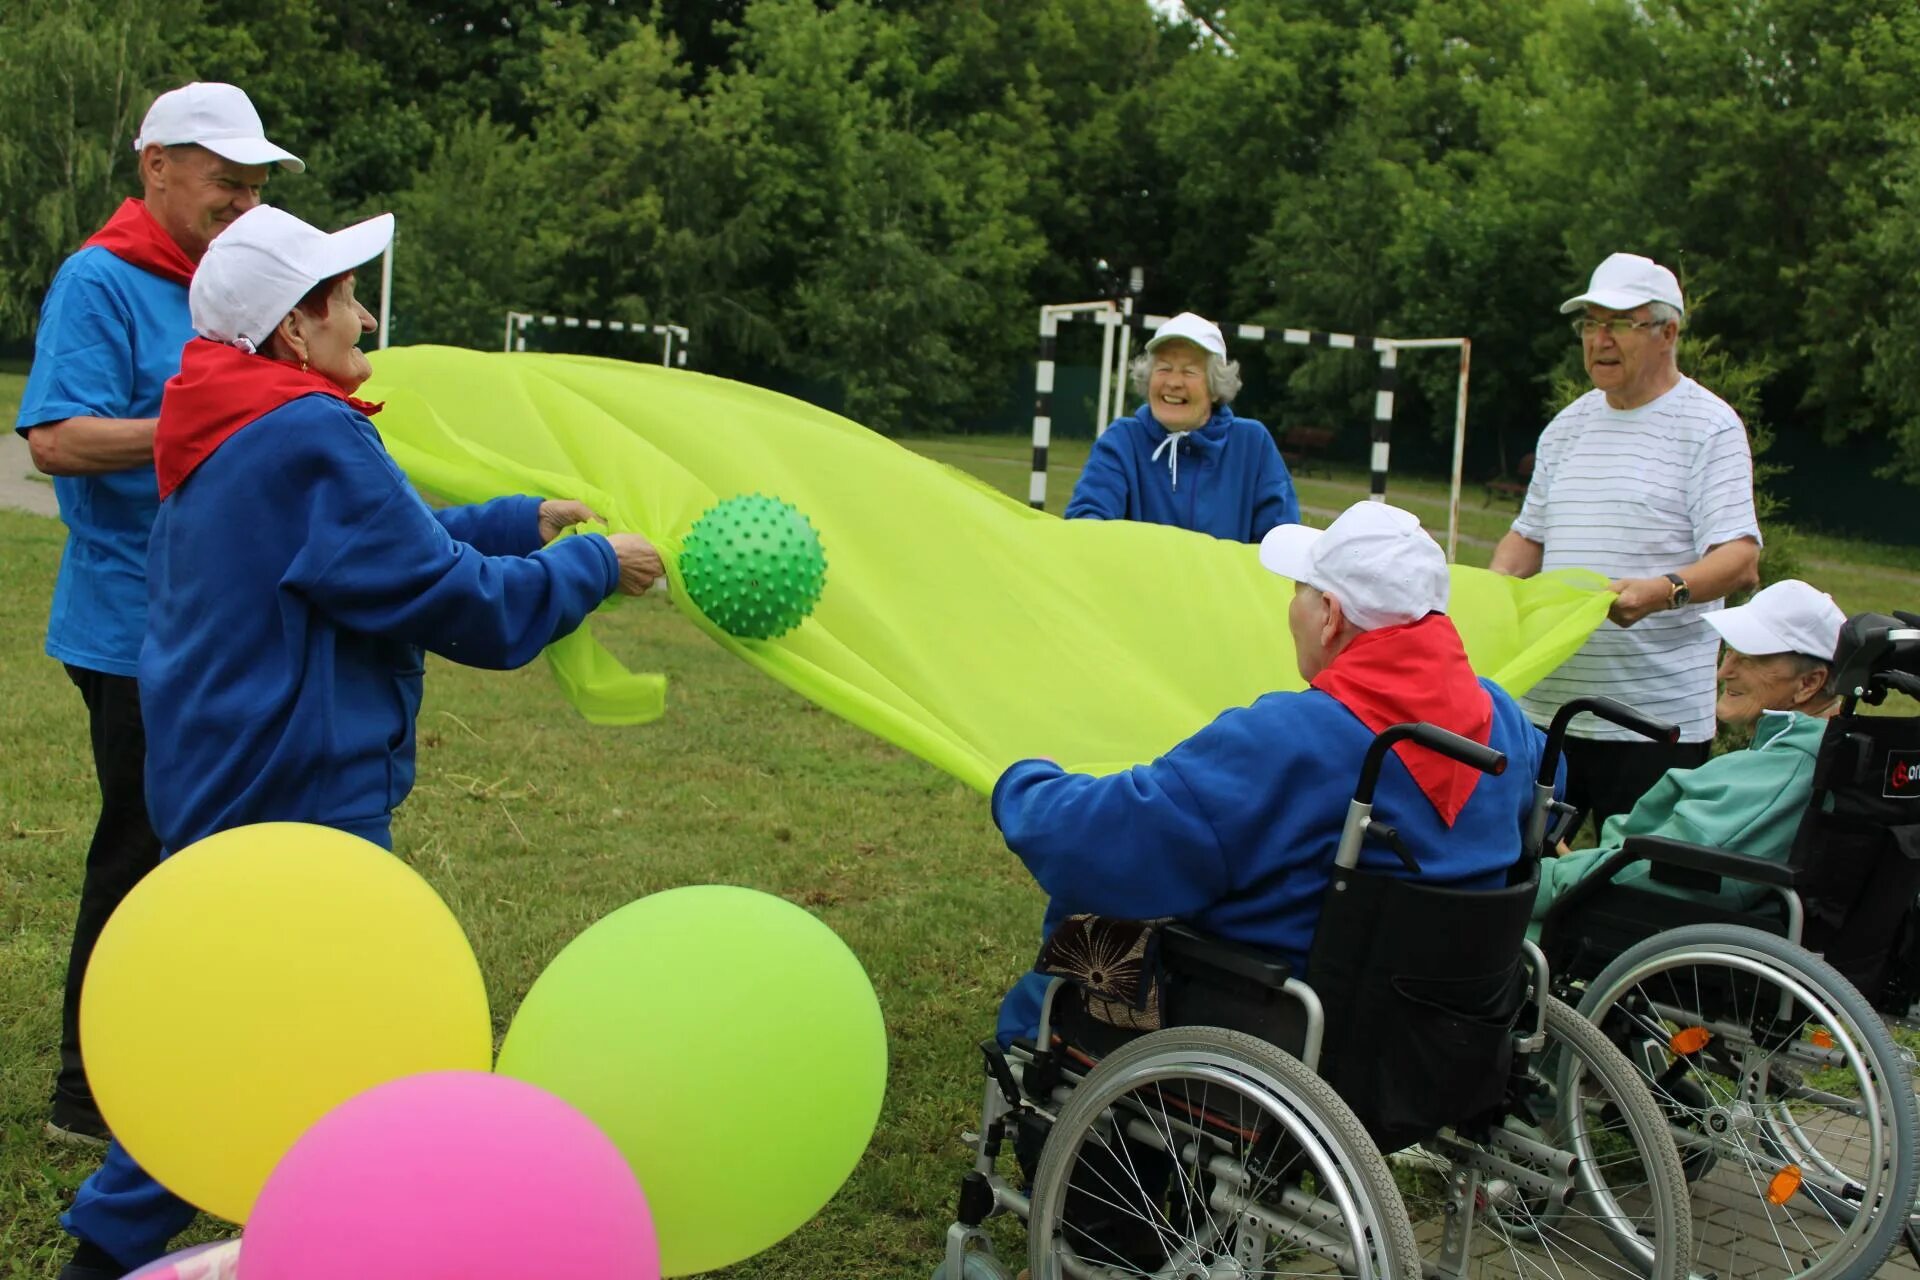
[{"left": 6, "top": 0, "right": 1919, "bottom": 514}]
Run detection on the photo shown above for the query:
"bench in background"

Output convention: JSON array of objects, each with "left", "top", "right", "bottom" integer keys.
[
  {"left": 1484, "top": 452, "right": 1534, "bottom": 506},
  {"left": 1279, "top": 425, "right": 1335, "bottom": 478}
]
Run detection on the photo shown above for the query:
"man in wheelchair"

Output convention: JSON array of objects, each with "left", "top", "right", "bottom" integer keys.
[
  {"left": 1531, "top": 578, "right": 1844, "bottom": 922},
  {"left": 993, "top": 500, "right": 1549, "bottom": 1053},
  {"left": 955, "top": 505, "right": 1709, "bottom": 1280}
]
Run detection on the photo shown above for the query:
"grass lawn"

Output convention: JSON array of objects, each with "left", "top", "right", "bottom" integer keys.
[{"left": 1, "top": 404, "right": 1917, "bottom": 1276}]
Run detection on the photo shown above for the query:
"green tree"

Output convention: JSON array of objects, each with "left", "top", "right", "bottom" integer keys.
[
  {"left": 388, "top": 116, "right": 552, "bottom": 350},
  {"left": 0, "top": 0, "right": 199, "bottom": 336}
]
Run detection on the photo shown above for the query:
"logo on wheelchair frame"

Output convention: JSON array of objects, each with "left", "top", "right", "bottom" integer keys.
[{"left": 1885, "top": 751, "right": 1920, "bottom": 799}]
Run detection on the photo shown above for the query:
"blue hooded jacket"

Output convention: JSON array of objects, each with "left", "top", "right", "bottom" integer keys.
[
  {"left": 993, "top": 679, "right": 1548, "bottom": 1046},
  {"left": 140, "top": 393, "right": 619, "bottom": 853},
  {"left": 1065, "top": 403, "right": 1299, "bottom": 542}
]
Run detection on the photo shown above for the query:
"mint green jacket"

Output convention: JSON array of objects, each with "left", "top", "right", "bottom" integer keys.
[{"left": 1532, "top": 710, "right": 1827, "bottom": 925}]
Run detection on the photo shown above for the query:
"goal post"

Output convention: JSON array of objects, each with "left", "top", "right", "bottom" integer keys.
[
  {"left": 504, "top": 311, "right": 691, "bottom": 368},
  {"left": 1028, "top": 308, "right": 1473, "bottom": 561}
]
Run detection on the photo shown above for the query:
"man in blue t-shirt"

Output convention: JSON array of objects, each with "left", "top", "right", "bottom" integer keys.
[{"left": 16, "top": 82, "right": 302, "bottom": 1166}]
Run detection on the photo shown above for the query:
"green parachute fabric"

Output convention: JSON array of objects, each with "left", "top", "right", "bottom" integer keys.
[{"left": 362, "top": 348, "right": 1610, "bottom": 795}]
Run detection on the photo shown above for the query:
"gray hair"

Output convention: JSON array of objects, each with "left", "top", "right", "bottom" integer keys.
[
  {"left": 1784, "top": 651, "right": 1838, "bottom": 700},
  {"left": 1647, "top": 300, "right": 1685, "bottom": 332},
  {"left": 1129, "top": 347, "right": 1244, "bottom": 407}
]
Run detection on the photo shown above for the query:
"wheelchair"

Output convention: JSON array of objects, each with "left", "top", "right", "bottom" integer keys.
[
  {"left": 1535, "top": 613, "right": 1920, "bottom": 1280},
  {"left": 938, "top": 720, "right": 1695, "bottom": 1280}
]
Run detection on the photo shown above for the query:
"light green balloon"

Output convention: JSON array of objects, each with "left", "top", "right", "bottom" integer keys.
[{"left": 495, "top": 886, "right": 886, "bottom": 1277}]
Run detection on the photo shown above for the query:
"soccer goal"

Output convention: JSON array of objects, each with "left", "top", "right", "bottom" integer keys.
[
  {"left": 504, "top": 311, "right": 691, "bottom": 368},
  {"left": 1029, "top": 308, "right": 1474, "bottom": 561}
]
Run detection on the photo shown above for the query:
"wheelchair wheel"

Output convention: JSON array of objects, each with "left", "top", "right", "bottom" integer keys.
[
  {"left": 1576, "top": 923, "right": 1920, "bottom": 1280},
  {"left": 1399, "top": 995, "right": 1693, "bottom": 1280},
  {"left": 931, "top": 1252, "right": 1017, "bottom": 1280},
  {"left": 1026, "top": 1025, "right": 1419, "bottom": 1280}
]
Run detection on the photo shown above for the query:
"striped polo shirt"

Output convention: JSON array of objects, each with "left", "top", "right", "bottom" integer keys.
[{"left": 1513, "top": 376, "right": 1761, "bottom": 743}]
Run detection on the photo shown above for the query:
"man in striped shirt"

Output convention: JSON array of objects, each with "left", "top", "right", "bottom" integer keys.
[{"left": 1490, "top": 252, "right": 1761, "bottom": 833}]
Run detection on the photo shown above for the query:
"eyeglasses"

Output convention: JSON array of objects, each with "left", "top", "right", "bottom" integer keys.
[{"left": 1570, "top": 317, "right": 1663, "bottom": 339}]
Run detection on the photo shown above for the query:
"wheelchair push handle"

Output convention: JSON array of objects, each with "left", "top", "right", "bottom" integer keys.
[
  {"left": 1882, "top": 670, "right": 1920, "bottom": 700},
  {"left": 1354, "top": 722, "right": 1506, "bottom": 806},
  {"left": 1539, "top": 697, "right": 1679, "bottom": 785},
  {"left": 1338, "top": 723, "right": 1506, "bottom": 871}
]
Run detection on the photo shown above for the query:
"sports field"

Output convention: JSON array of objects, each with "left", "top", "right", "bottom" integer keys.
[{"left": 3, "top": 369, "right": 1915, "bottom": 1276}]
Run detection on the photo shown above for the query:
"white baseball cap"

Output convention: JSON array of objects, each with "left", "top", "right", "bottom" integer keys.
[
  {"left": 1559, "top": 252, "right": 1684, "bottom": 315},
  {"left": 190, "top": 205, "right": 393, "bottom": 351},
  {"left": 1258, "top": 501, "right": 1450, "bottom": 632},
  {"left": 1706, "top": 579, "right": 1846, "bottom": 662},
  {"left": 1145, "top": 311, "right": 1227, "bottom": 359},
  {"left": 134, "top": 82, "right": 304, "bottom": 172}
]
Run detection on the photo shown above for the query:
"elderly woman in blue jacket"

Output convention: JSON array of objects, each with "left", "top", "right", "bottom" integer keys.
[
  {"left": 1065, "top": 311, "right": 1299, "bottom": 542},
  {"left": 56, "top": 205, "right": 663, "bottom": 1280}
]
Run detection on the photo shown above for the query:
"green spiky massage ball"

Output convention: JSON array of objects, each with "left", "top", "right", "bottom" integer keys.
[{"left": 679, "top": 494, "right": 828, "bottom": 640}]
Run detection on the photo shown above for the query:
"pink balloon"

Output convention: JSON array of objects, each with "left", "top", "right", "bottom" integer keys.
[
  {"left": 238, "top": 1072, "right": 658, "bottom": 1280},
  {"left": 125, "top": 1241, "right": 239, "bottom": 1280}
]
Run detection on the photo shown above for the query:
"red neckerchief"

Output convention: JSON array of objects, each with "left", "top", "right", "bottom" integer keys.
[
  {"left": 156, "top": 338, "right": 384, "bottom": 499},
  {"left": 1310, "top": 613, "right": 1494, "bottom": 826},
  {"left": 81, "top": 198, "right": 196, "bottom": 287}
]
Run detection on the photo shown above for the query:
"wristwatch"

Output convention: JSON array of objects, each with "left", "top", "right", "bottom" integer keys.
[{"left": 1663, "top": 573, "right": 1691, "bottom": 608}]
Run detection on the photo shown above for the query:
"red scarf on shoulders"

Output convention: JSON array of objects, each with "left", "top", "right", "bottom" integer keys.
[
  {"left": 1310, "top": 613, "right": 1494, "bottom": 825},
  {"left": 82, "top": 198, "right": 197, "bottom": 286},
  {"left": 156, "top": 339, "right": 384, "bottom": 499}
]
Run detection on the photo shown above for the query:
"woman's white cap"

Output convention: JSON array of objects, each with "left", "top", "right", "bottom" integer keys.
[
  {"left": 1706, "top": 579, "right": 1846, "bottom": 660},
  {"left": 190, "top": 206, "right": 393, "bottom": 352},
  {"left": 1144, "top": 311, "right": 1227, "bottom": 359}
]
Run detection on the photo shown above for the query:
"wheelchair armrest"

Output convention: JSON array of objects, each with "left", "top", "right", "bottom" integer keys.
[
  {"left": 1161, "top": 922, "right": 1296, "bottom": 989},
  {"left": 1537, "top": 836, "right": 1799, "bottom": 947},
  {"left": 1618, "top": 835, "right": 1802, "bottom": 889}
]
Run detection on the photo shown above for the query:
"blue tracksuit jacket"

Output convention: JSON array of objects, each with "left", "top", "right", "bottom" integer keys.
[
  {"left": 139, "top": 391, "right": 619, "bottom": 851},
  {"left": 1064, "top": 403, "right": 1299, "bottom": 542},
  {"left": 994, "top": 679, "right": 1548, "bottom": 1045}
]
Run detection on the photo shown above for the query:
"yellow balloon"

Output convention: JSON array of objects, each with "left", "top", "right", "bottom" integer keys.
[{"left": 80, "top": 823, "right": 492, "bottom": 1222}]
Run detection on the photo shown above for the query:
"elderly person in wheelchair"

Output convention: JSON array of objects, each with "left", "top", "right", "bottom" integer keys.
[
  {"left": 939, "top": 502, "right": 1700, "bottom": 1280},
  {"left": 1532, "top": 578, "right": 1846, "bottom": 923},
  {"left": 1533, "top": 600, "right": 1920, "bottom": 1280},
  {"left": 995, "top": 500, "right": 1541, "bottom": 1053}
]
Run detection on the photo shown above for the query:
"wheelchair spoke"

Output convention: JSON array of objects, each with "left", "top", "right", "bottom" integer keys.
[
  {"left": 1392, "top": 997, "right": 1690, "bottom": 1280},
  {"left": 1023, "top": 1030, "right": 1422, "bottom": 1280},
  {"left": 1576, "top": 926, "right": 1919, "bottom": 1280}
]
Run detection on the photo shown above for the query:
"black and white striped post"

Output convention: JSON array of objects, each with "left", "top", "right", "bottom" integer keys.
[
  {"left": 1028, "top": 302, "right": 1122, "bottom": 509},
  {"left": 504, "top": 311, "right": 691, "bottom": 368},
  {"left": 1031, "top": 309, "right": 1059, "bottom": 509},
  {"left": 1371, "top": 339, "right": 1397, "bottom": 502},
  {"left": 1026, "top": 309, "right": 1471, "bottom": 559}
]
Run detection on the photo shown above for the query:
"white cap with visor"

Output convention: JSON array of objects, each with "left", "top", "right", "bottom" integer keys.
[
  {"left": 1258, "top": 502, "right": 1450, "bottom": 632},
  {"left": 190, "top": 205, "right": 393, "bottom": 353}
]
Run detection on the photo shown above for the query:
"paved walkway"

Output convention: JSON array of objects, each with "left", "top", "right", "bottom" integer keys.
[{"left": 0, "top": 429, "right": 59, "bottom": 517}]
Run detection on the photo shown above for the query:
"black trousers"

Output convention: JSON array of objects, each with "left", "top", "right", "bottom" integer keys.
[
  {"left": 56, "top": 665, "right": 165, "bottom": 1112},
  {"left": 1562, "top": 735, "right": 1712, "bottom": 840}
]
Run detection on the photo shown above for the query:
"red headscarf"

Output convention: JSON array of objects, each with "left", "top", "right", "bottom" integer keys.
[
  {"left": 155, "top": 338, "right": 383, "bottom": 499},
  {"left": 82, "top": 198, "right": 196, "bottom": 287},
  {"left": 1310, "top": 613, "right": 1494, "bottom": 825}
]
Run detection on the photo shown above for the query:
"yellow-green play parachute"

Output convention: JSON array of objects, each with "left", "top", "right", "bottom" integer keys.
[{"left": 362, "top": 349, "right": 1608, "bottom": 793}]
